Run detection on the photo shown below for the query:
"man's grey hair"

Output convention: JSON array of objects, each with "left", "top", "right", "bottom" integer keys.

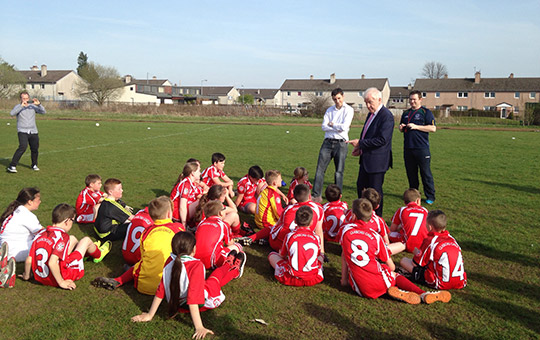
[{"left": 363, "top": 87, "right": 382, "bottom": 101}]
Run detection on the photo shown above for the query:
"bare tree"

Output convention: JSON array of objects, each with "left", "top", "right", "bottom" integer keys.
[
  {"left": 306, "top": 93, "right": 331, "bottom": 116},
  {"left": 421, "top": 61, "right": 448, "bottom": 79},
  {"left": 0, "top": 57, "right": 26, "bottom": 99},
  {"left": 76, "top": 62, "right": 123, "bottom": 106}
]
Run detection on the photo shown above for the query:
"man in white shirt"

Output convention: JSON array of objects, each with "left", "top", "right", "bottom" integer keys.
[{"left": 312, "top": 88, "right": 354, "bottom": 202}]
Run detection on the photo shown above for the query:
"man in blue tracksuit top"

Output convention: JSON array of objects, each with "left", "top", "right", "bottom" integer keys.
[{"left": 399, "top": 90, "right": 436, "bottom": 204}]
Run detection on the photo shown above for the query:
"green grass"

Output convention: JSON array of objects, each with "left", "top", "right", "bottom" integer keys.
[{"left": 0, "top": 116, "right": 539, "bottom": 339}]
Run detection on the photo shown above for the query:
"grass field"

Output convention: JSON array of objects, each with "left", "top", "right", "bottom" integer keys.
[{"left": 0, "top": 114, "right": 539, "bottom": 340}]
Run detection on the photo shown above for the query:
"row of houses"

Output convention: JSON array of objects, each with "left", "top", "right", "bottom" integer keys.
[{"left": 15, "top": 65, "right": 540, "bottom": 117}]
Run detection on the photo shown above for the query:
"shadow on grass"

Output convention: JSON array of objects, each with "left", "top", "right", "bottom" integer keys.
[
  {"left": 423, "top": 322, "right": 479, "bottom": 340},
  {"left": 461, "top": 292, "right": 540, "bottom": 334},
  {"left": 468, "top": 271, "right": 540, "bottom": 303},
  {"left": 463, "top": 178, "right": 540, "bottom": 195},
  {"left": 151, "top": 188, "right": 169, "bottom": 197},
  {"left": 244, "top": 245, "right": 276, "bottom": 282},
  {"left": 460, "top": 240, "right": 538, "bottom": 267},
  {"left": 304, "top": 302, "right": 415, "bottom": 340}
]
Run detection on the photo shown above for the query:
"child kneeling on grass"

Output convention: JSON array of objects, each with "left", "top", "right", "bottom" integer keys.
[
  {"left": 131, "top": 231, "right": 246, "bottom": 340},
  {"left": 340, "top": 199, "right": 450, "bottom": 304},
  {"left": 21, "top": 203, "right": 110, "bottom": 290},
  {"left": 268, "top": 206, "right": 324, "bottom": 286}
]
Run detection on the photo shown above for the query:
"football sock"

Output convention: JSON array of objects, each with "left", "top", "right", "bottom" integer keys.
[
  {"left": 114, "top": 267, "right": 134, "bottom": 286},
  {"left": 249, "top": 227, "right": 270, "bottom": 241},
  {"left": 88, "top": 247, "right": 101, "bottom": 259},
  {"left": 396, "top": 274, "right": 424, "bottom": 295}
]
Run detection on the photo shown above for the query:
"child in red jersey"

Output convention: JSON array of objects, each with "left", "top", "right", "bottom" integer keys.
[
  {"left": 170, "top": 162, "right": 202, "bottom": 227},
  {"left": 194, "top": 185, "right": 240, "bottom": 235},
  {"left": 131, "top": 231, "right": 246, "bottom": 339},
  {"left": 21, "top": 204, "right": 110, "bottom": 290},
  {"left": 269, "top": 206, "right": 324, "bottom": 286},
  {"left": 201, "top": 153, "right": 235, "bottom": 197},
  {"left": 75, "top": 174, "right": 105, "bottom": 223},
  {"left": 287, "top": 167, "right": 313, "bottom": 204},
  {"left": 235, "top": 165, "right": 264, "bottom": 214},
  {"left": 340, "top": 199, "right": 451, "bottom": 304},
  {"left": 92, "top": 196, "right": 184, "bottom": 295},
  {"left": 121, "top": 207, "right": 153, "bottom": 266},
  {"left": 389, "top": 188, "right": 429, "bottom": 254},
  {"left": 400, "top": 210, "right": 467, "bottom": 290},
  {"left": 195, "top": 201, "right": 242, "bottom": 269},
  {"left": 322, "top": 184, "right": 348, "bottom": 243}
]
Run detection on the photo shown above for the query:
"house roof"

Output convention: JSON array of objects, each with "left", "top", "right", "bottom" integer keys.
[
  {"left": 201, "top": 86, "right": 234, "bottom": 96},
  {"left": 389, "top": 86, "right": 410, "bottom": 97},
  {"left": 127, "top": 79, "right": 169, "bottom": 86},
  {"left": 242, "top": 88, "right": 278, "bottom": 99},
  {"left": 414, "top": 77, "right": 540, "bottom": 92},
  {"left": 280, "top": 78, "right": 388, "bottom": 91},
  {"left": 19, "top": 70, "right": 73, "bottom": 84}
]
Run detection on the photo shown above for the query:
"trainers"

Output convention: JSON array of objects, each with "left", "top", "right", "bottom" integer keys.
[
  {"left": 91, "top": 277, "right": 120, "bottom": 290},
  {"left": 387, "top": 286, "right": 421, "bottom": 305},
  {"left": 257, "top": 238, "right": 268, "bottom": 246},
  {"left": 6, "top": 166, "right": 17, "bottom": 173},
  {"left": 32, "top": 165, "right": 40, "bottom": 171},
  {"left": 232, "top": 251, "right": 247, "bottom": 279},
  {"left": 240, "top": 222, "right": 256, "bottom": 236},
  {"left": 0, "top": 242, "right": 8, "bottom": 269},
  {"left": 224, "top": 249, "right": 238, "bottom": 266},
  {"left": 425, "top": 199, "right": 434, "bottom": 205},
  {"left": 421, "top": 290, "right": 451, "bottom": 304},
  {"left": 0, "top": 257, "right": 16, "bottom": 288},
  {"left": 93, "top": 240, "right": 111, "bottom": 263},
  {"left": 234, "top": 236, "right": 253, "bottom": 246}
]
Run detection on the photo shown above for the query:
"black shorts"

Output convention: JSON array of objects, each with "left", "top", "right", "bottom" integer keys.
[{"left": 412, "top": 265, "right": 427, "bottom": 285}]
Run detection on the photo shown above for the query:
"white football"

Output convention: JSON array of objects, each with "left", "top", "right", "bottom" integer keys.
[
  {"left": 147, "top": 127, "right": 151, "bottom": 130},
  {"left": 96, "top": 123, "right": 100, "bottom": 126},
  {"left": 7, "top": 123, "right": 10, "bottom": 125},
  {"left": 286, "top": 130, "right": 290, "bottom": 134}
]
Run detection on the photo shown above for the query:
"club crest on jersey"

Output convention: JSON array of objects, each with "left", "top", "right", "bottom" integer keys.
[
  {"left": 183, "top": 188, "right": 189, "bottom": 195},
  {"left": 56, "top": 242, "right": 66, "bottom": 251},
  {"left": 415, "top": 113, "right": 422, "bottom": 120}
]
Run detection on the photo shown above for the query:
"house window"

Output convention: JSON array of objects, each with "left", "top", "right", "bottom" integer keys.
[
  {"left": 31, "top": 84, "right": 35, "bottom": 89},
  {"left": 457, "top": 92, "right": 468, "bottom": 98},
  {"left": 514, "top": 92, "right": 520, "bottom": 99},
  {"left": 58, "top": 92, "right": 64, "bottom": 96},
  {"left": 422, "top": 92, "right": 426, "bottom": 98},
  {"left": 41, "top": 84, "right": 45, "bottom": 89},
  {"left": 530, "top": 92, "right": 536, "bottom": 99},
  {"left": 298, "top": 91, "right": 302, "bottom": 96},
  {"left": 484, "top": 92, "right": 495, "bottom": 98},
  {"left": 457, "top": 106, "right": 468, "bottom": 111},
  {"left": 358, "top": 91, "right": 364, "bottom": 97},
  {"left": 358, "top": 104, "right": 363, "bottom": 109},
  {"left": 435, "top": 92, "right": 440, "bottom": 98},
  {"left": 130, "top": 87, "right": 134, "bottom": 91},
  {"left": 483, "top": 106, "right": 496, "bottom": 111},
  {"left": 287, "top": 91, "right": 291, "bottom": 96},
  {"left": 514, "top": 107, "right": 520, "bottom": 113},
  {"left": 315, "top": 91, "right": 323, "bottom": 96}
]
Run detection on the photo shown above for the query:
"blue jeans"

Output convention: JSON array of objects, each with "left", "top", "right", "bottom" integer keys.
[
  {"left": 404, "top": 148, "right": 435, "bottom": 201},
  {"left": 312, "top": 138, "right": 349, "bottom": 198}
]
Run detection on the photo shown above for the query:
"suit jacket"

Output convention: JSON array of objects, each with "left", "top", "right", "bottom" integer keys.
[{"left": 357, "top": 105, "right": 394, "bottom": 173}]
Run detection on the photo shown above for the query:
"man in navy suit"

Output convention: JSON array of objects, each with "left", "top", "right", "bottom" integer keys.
[{"left": 348, "top": 87, "right": 394, "bottom": 217}]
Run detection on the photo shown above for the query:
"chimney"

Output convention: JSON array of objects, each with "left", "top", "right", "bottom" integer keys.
[
  {"left": 40, "top": 65, "right": 47, "bottom": 77},
  {"left": 310, "top": 75, "right": 314, "bottom": 80},
  {"left": 361, "top": 74, "right": 365, "bottom": 79},
  {"left": 509, "top": 73, "right": 514, "bottom": 78},
  {"left": 444, "top": 74, "right": 448, "bottom": 79},
  {"left": 330, "top": 73, "right": 336, "bottom": 84},
  {"left": 407, "top": 83, "right": 412, "bottom": 90},
  {"left": 152, "top": 76, "right": 157, "bottom": 79},
  {"left": 31, "top": 65, "right": 39, "bottom": 71},
  {"left": 474, "top": 71, "right": 481, "bottom": 84},
  {"left": 124, "top": 75, "right": 132, "bottom": 84},
  {"left": 257, "top": 89, "right": 260, "bottom": 95}
]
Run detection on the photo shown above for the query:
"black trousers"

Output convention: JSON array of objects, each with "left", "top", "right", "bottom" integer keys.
[
  {"left": 356, "top": 163, "right": 387, "bottom": 217},
  {"left": 10, "top": 132, "right": 39, "bottom": 167},
  {"left": 404, "top": 148, "right": 435, "bottom": 201}
]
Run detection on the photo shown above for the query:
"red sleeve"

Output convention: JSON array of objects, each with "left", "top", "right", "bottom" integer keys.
[
  {"left": 416, "top": 237, "right": 433, "bottom": 265},
  {"left": 391, "top": 208, "right": 402, "bottom": 226},
  {"left": 155, "top": 278, "right": 165, "bottom": 299},
  {"left": 186, "top": 261, "right": 206, "bottom": 305},
  {"left": 376, "top": 234, "right": 390, "bottom": 263}
]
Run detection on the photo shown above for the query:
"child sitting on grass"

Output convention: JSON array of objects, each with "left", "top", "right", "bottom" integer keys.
[
  {"left": 194, "top": 185, "right": 240, "bottom": 235},
  {"left": 400, "top": 210, "right": 467, "bottom": 290},
  {"left": 254, "top": 170, "right": 284, "bottom": 230},
  {"left": 389, "top": 188, "right": 429, "bottom": 254},
  {"left": 201, "top": 152, "right": 235, "bottom": 197},
  {"left": 268, "top": 206, "right": 324, "bottom": 286},
  {"left": 121, "top": 207, "right": 153, "bottom": 266},
  {"left": 94, "top": 178, "right": 134, "bottom": 244},
  {"left": 131, "top": 231, "right": 246, "bottom": 340},
  {"left": 235, "top": 165, "right": 264, "bottom": 215},
  {"left": 340, "top": 199, "right": 450, "bottom": 304},
  {"left": 171, "top": 162, "right": 202, "bottom": 228},
  {"left": 75, "top": 174, "right": 105, "bottom": 223},
  {"left": 21, "top": 203, "right": 110, "bottom": 290},
  {"left": 287, "top": 166, "right": 313, "bottom": 204},
  {"left": 322, "top": 184, "right": 348, "bottom": 243}
]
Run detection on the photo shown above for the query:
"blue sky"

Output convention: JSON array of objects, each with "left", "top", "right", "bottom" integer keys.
[{"left": 1, "top": 1, "right": 539, "bottom": 88}]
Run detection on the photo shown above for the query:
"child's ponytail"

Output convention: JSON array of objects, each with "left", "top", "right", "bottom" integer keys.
[{"left": 167, "top": 231, "right": 196, "bottom": 318}]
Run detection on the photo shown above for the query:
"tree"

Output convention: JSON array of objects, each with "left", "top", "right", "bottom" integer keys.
[
  {"left": 76, "top": 62, "right": 123, "bottom": 106},
  {"left": 421, "top": 61, "right": 448, "bottom": 79},
  {"left": 0, "top": 57, "right": 26, "bottom": 99},
  {"left": 77, "top": 52, "right": 89, "bottom": 76},
  {"left": 306, "top": 93, "right": 331, "bottom": 117},
  {"left": 237, "top": 94, "right": 254, "bottom": 105}
]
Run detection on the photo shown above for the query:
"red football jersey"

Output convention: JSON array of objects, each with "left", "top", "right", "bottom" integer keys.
[
  {"left": 391, "top": 202, "right": 428, "bottom": 252},
  {"left": 122, "top": 208, "right": 153, "bottom": 265},
  {"left": 75, "top": 187, "right": 104, "bottom": 217},
  {"left": 369, "top": 211, "right": 389, "bottom": 240},
  {"left": 279, "top": 227, "right": 323, "bottom": 279},
  {"left": 194, "top": 216, "right": 231, "bottom": 269},
  {"left": 269, "top": 201, "right": 323, "bottom": 251},
  {"left": 415, "top": 230, "right": 467, "bottom": 290},
  {"left": 340, "top": 222, "right": 395, "bottom": 299},
  {"left": 236, "top": 175, "right": 257, "bottom": 207},
  {"left": 201, "top": 165, "right": 226, "bottom": 187},
  {"left": 286, "top": 178, "right": 313, "bottom": 201},
  {"left": 322, "top": 200, "right": 348, "bottom": 242},
  {"left": 30, "top": 226, "right": 73, "bottom": 287},
  {"left": 170, "top": 177, "right": 199, "bottom": 220}
]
